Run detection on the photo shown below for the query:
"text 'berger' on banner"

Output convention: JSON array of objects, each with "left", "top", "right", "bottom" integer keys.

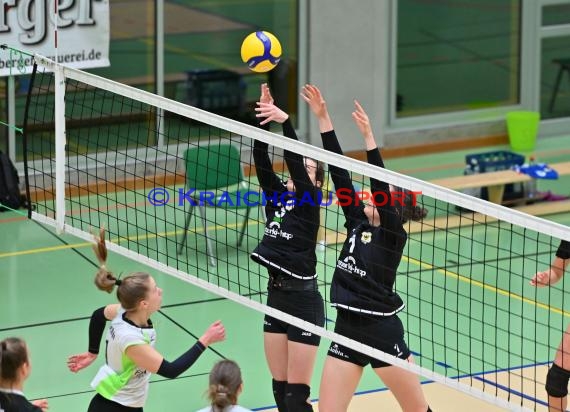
[{"left": 0, "top": 0, "right": 110, "bottom": 76}]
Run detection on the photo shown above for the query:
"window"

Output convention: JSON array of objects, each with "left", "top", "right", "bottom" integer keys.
[{"left": 396, "top": 0, "right": 521, "bottom": 117}]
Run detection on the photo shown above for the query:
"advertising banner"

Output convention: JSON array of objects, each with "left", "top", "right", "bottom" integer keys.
[{"left": 0, "top": 0, "right": 110, "bottom": 76}]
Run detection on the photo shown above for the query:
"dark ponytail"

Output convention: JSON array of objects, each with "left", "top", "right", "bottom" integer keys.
[
  {"left": 311, "top": 158, "right": 325, "bottom": 188},
  {"left": 393, "top": 188, "right": 428, "bottom": 223}
]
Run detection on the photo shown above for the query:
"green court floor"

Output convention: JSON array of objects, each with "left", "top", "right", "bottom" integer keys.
[{"left": 1, "top": 136, "right": 570, "bottom": 411}]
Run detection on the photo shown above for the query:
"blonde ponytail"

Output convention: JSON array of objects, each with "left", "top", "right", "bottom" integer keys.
[
  {"left": 91, "top": 227, "right": 151, "bottom": 310},
  {"left": 92, "top": 227, "right": 117, "bottom": 293},
  {"left": 206, "top": 360, "right": 242, "bottom": 411},
  {"left": 208, "top": 384, "right": 233, "bottom": 411}
]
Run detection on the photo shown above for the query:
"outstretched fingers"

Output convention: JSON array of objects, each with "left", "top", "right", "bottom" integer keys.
[
  {"left": 351, "top": 100, "right": 374, "bottom": 141},
  {"left": 353, "top": 99, "right": 368, "bottom": 119},
  {"left": 260, "top": 83, "right": 274, "bottom": 105},
  {"left": 300, "top": 84, "right": 319, "bottom": 101},
  {"left": 301, "top": 84, "right": 327, "bottom": 118},
  {"left": 67, "top": 352, "right": 97, "bottom": 373},
  {"left": 255, "top": 102, "right": 288, "bottom": 124}
]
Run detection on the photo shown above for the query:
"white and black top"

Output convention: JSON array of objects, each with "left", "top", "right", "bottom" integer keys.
[
  {"left": 251, "top": 119, "right": 321, "bottom": 280},
  {"left": 91, "top": 308, "right": 156, "bottom": 408},
  {"left": 0, "top": 389, "right": 42, "bottom": 412},
  {"left": 322, "top": 130, "right": 406, "bottom": 316},
  {"left": 557, "top": 240, "right": 570, "bottom": 260}
]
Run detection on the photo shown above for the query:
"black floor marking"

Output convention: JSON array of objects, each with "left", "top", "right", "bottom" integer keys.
[
  {"left": 30, "top": 371, "right": 211, "bottom": 401},
  {"left": 0, "top": 293, "right": 262, "bottom": 332},
  {"left": 29, "top": 221, "right": 265, "bottom": 345},
  {"left": 35, "top": 221, "right": 101, "bottom": 268},
  {"left": 158, "top": 309, "right": 226, "bottom": 359}
]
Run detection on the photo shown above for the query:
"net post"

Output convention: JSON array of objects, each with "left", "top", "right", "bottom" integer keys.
[
  {"left": 54, "top": 64, "right": 67, "bottom": 233},
  {"left": 7, "top": 75, "right": 16, "bottom": 161},
  {"left": 156, "top": 0, "right": 165, "bottom": 149}
]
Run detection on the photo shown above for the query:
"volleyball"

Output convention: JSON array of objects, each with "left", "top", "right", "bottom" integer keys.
[{"left": 240, "top": 31, "right": 282, "bottom": 73}]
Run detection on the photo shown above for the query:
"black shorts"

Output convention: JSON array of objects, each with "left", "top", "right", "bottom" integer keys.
[
  {"left": 327, "top": 309, "right": 410, "bottom": 368},
  {"left": 88, "top": 394, "right": 143, "bottom": 412},
  {"left": 264, "top": 288, "right": 325, "bottom": 346}
]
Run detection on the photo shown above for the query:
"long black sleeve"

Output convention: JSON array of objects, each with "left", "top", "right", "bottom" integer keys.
[
  {"left": 366, "top": 148, "right": 402, "bottom": 235},
  {"left": 282, "top": 119, "right": 315, "bottom": 197},
  {"left": 156, "top": 341, "right": 206, "bottom": 378},
  {"left": 557, "top": 240, "right": 570, "bottom": 260},
  {"left": 88, "top": 307, "right": 107, "bottom": 354},
  {"left": 320, "top": 130, "right": 359, "bottom": 221},
  {"left": 253, "top": 138, "right": 282, "bottom": 195}
]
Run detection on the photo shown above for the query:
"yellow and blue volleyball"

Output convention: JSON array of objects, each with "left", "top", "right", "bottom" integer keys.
[{"left": 240, "top": 31, "right": 282, "bottom": 73}]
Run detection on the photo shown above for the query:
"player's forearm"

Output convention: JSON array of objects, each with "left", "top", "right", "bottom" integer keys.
[
  {"left": 156, "top": 341, "right": 206, "bottom": 378},
  {"left": 551, "top": 256, "right": 569, "bottom": 283},
  {"left": 88, "top": 307, "right": 107, "bottom": 354},
  {"left": 363, "top": 133, "right": 377, "bottom": 151},
  {"left": 317, "top": 113, "right": 333, "bottom": 133}
]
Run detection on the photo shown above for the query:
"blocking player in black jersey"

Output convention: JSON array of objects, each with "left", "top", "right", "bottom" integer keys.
[
  {"left": 302, "top": 84, "right": 431, "bottom": 412},
  {"left": 0, "top": 337, "right": 48, "bottom": 412},
  {"left": 251, "top": 84, "right": 325, "bottom": 412},
  {"left": 530, "top": 239, "right": 570, "bottom": 411}
]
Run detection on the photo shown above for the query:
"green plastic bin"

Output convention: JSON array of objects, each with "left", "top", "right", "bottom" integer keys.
[{"left": 506, "top": 111, "right": 540, "bottom": 152}]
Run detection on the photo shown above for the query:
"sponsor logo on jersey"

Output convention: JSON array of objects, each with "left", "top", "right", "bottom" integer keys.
[
  {"left": 394, "top": 343, "right": 403, "bottom": 357},
  {"left": 337, "top": 255, "right": 367, "bottom": 277},
  {"left": 264, "top": 226, "right": 294, "bottom": 240},
  {"left": 284, "top": 198, "right": 295, "bottom": 212},
  {"left": 301, "top": 331, "right": 312, "bottom": 337},
  {"left": 264, "top": 202, "right": 294, "bottom": 240},
  {"left": 133, "top": 368, "right": 148, "bottom": 379}
]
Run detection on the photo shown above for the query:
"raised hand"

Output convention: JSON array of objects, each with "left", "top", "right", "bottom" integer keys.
[
  {"left": 351, "top": 100, "right": 372, "bottom": 137},
  {"left": 199, "top": 320, "right": 226, "bottom": 347},
  {"left": 301, "top": 84, "right": 328, "bottom": 118},
  {"left": 255, "top": 102, "right": 289, "bottom": 125},
  {"left": 530, "top": 269, "right": 557, "bottom": 287},
  {"left": 67, "top": 352, "right": 98, "bottom": 373},
  {"left": 259, "top": 83, "right": 274, "bottom": 105}
]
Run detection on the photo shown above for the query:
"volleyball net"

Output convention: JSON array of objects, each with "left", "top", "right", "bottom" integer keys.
[{"left": 23, "top": 55, "right": 570, "bottom": 411}]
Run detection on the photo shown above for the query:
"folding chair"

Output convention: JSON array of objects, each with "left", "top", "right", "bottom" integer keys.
[{"left": 177, "top": 143, "right": 253, "bottom": 266}]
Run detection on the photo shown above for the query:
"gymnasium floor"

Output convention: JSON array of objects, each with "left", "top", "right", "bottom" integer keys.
[{"left": 1, "top": 136, "right": 570, "bottom": 411}]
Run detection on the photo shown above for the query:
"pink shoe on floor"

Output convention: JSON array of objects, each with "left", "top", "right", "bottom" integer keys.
[{"left": 540, "top": 191, "right": 569, "bottom": 201}]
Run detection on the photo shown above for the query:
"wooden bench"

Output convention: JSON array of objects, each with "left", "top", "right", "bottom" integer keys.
[{"left": 430, "top": 161, "right": 570, "bottom": 204}]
